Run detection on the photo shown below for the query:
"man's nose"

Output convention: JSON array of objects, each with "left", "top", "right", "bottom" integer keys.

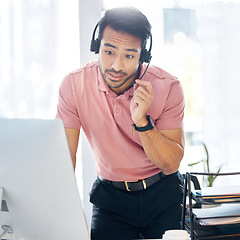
[{"left": 112, "top": 56, "right": 124, "bottom": 72}]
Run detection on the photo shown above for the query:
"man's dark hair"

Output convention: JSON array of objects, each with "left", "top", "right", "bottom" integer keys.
[{"left": 98, "top": 7, "right": 151, "bottom": 49}]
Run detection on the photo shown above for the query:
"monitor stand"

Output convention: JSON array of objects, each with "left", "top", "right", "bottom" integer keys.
[
  {"left": 0, "top": 188, "right": 14, "bottom": 239},
  {"left": 0, "top": 187, "right": 3, "bottom": 212}
]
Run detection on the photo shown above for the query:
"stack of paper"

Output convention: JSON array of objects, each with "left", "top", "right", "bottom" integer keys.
[
  {"left": 194, "top": 185, "right": 240, "bottom": 203},
  {"left": 193, "top": 203, "right": 240, "bottom": 226},
  {"left": 201, "top": 185, "right": 240, "bottom": 197},
  {"left": 192, "top": 185, "right": 240, "bottom": 226}
]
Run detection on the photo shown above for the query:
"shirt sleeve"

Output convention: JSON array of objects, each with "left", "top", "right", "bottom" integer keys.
[
  {"left": 156, "top": 79, "right": 185, "bottom": 130},
  {"left": 56, "top": 73, "right": 81, "bottom": 129}
]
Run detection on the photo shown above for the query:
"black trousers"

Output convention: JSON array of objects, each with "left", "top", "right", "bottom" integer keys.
[{"left": 89, "top": 171, "right": 183, "bottom": 240}]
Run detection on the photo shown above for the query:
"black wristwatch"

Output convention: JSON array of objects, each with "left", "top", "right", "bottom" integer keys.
[{"left": 131, "top": 115, "right": 155, "bottom": 135}]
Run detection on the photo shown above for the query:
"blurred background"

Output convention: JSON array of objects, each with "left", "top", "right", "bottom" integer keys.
[{"left": 1, "top": 0, "right": 240, "bottom": 227}]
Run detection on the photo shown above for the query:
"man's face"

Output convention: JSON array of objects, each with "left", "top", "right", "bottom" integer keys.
[{"left": 98, "top": 26, "right": 142, "bottom": 95}]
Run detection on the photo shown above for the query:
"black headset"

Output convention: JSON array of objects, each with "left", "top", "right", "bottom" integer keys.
[{"left": 90, "top": 22, "right": 152, "bottom": 64}]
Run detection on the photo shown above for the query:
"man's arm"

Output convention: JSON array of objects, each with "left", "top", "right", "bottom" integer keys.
[
  {"left": 130, "top": 79, "right": 184, "bottom": 175},
  {"left": 65, "top": 128, "right": 80, "bottom": 169},
  {"left": 138, "top": 127, "right": 184, "bottom": 175}
]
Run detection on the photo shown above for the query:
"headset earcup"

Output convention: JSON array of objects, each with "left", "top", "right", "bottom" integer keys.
[
  {"left": 94, "top": 39, "right": 100, "bottom": 54},
  {"left": 140, "top": 49, "right": 152, "bottom": 63},
  {"left": 90, "top": 39, "right": 100, "bottom": 54},
  {"left": 139, "top": 49, "right": 147, "bottom": 63},
  {"left": 90, "top": 40, "right": 96, "bottom": 52},
  {"left": 144, "top": 50, "right": 152, "bottom": 63}
]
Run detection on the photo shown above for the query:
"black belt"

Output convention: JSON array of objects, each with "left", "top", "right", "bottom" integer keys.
[{"left": 99, "top": 172, "right": 166, "bottom": 192}]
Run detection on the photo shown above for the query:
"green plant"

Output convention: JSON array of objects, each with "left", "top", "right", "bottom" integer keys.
[{"left": 188, "top": 142, "right": 222, "bottom": 187}]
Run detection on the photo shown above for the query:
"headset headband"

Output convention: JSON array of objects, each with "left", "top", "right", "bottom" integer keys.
[{"left": 90, "top": 22, "right": 152, "bottom": 64}]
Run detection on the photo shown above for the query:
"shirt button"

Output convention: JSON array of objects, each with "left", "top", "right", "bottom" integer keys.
[{"left": 115, "top": 108, "right": 120, "bottom": 113}]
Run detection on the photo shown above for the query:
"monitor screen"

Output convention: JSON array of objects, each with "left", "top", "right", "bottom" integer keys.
[{"left": 0, "top": 118, "right": 89, "bottom": 240}]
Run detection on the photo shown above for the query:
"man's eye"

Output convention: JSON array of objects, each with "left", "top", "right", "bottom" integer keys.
[
  {"left": 126, "top": 55, "right": 134, "bottom": 59},
  {"left": 105, "top": 50, "right": 113, "bottom": 55}
]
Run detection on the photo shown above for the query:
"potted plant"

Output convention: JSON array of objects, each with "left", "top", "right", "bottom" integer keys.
[{"left": 188, "top": 142, "right": 222, "bottom": 187}]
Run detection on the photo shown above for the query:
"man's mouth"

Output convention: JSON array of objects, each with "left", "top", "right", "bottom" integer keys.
[{"left": 107, "top": 71, "right": 126, "bottom": 81}]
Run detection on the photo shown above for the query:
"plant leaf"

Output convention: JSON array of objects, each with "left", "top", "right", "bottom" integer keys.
[{"left": 188, "top": 160, "right": 203, "bottom": 167}]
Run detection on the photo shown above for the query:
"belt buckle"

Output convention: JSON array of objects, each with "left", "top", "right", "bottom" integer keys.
[{"left": 124, "top": 179, "right": 147, "bottom": 191}]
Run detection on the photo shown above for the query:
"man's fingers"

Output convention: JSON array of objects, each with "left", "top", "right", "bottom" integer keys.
[
  {"left": 134, "top": 85, "right": 153, "bottom": 102},
  {"left": 135, "top": 80, "right": 153, "bottom": 95},
  {"left": 134, "top": 89, "right": 153, "bottom": 103}
]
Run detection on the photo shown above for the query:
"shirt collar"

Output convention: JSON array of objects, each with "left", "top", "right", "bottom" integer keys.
[{"left": 97, "top": 66, "right": 108, "bottom": 92}]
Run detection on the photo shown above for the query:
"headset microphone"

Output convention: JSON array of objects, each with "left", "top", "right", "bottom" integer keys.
[
  {"left": 130, "top": 39, "right": 152, "bottom": 86},
  {"left": 134, "top": 33, "right": 152, "bottom": 84}
]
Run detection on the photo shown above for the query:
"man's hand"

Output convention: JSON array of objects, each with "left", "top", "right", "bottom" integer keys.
[
  {"left": 130, "top": 80, "right": 184, "bottom": 174},
  {"left": 130, "top": 80, "right": 154, "bottom": 126}
]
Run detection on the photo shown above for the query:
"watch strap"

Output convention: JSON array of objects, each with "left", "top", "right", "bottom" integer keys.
[{"left": 131, "top": 115, "right": 154, "bottom": 135}]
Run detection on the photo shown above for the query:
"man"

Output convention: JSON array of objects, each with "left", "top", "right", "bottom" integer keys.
[{"left": 56, "top": 7, "right": 185, "bottom": 240}]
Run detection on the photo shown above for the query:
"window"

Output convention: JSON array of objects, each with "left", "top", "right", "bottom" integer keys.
[{"left": 0, "top": 0, "right": 80, "bottom": 119}]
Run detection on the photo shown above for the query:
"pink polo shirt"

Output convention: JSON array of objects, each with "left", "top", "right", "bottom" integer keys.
[{"left": 56, "top": 61, "right": 184, "bottom": 181}]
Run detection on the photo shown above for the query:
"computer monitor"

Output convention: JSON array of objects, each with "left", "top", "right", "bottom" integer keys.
[{"left": 0, "top": 118, "right": 89, "bottom": 240}]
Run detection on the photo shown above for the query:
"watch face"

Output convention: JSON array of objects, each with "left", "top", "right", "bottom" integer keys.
[{"left": 148, "top": 115, "right": 155, "bottom": 128}]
